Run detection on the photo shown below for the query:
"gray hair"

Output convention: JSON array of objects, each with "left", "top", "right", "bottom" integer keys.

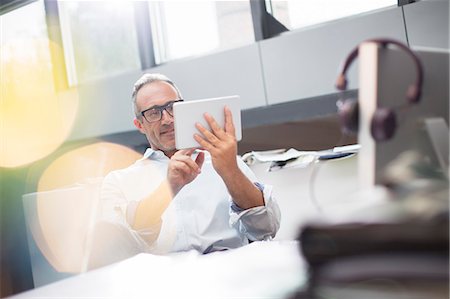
[{"left": 131, "top": 73, "right": 183, "bottom": 119}]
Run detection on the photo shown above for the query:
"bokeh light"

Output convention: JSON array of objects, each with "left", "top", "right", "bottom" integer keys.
[
  {"left": 25, "top": 142, "right": 150, "bottom": 273},
  {"left": 1, "top": 38, "right": 79, "bottom": 168},
  {"left": 37, "top": 142, "right": 142, "bottom": 191}
]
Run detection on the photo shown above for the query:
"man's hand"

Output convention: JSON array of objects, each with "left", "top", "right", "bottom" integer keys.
[
  {"left": 194, "top": 106, "right": 264, "bottom": 209},
  {"left": 194, "top": 106, "right": 238, "bottom": 179},
  {"left": 167, "top": 149, "right": 205, "bottom": 195}
]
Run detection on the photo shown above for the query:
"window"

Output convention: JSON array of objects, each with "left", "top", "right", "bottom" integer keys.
[
  {"left": 1, "top": 1, "right": 48, "bottom": 56},
  {"left": 1, "top": 0, "right": 76, "bottom": 167},
  {"left": 267, "top": 0, "right": 398, "bottom": 30},
  {"left": 148, "top": 1, "right": 254, "bottom": 64},
  {"left": 58, "top": 1, "right": 141, "bottom": 85}
]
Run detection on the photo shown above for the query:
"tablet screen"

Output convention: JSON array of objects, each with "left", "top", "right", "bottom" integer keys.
[{"left": 173, "top": 95, "right": 242, "bottom": 149}]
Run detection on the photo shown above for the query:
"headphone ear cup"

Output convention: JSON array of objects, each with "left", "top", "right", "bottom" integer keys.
[
  {"left": 406, "top": 84, "right": 421, "bottom": 104},
  {"left": 371, "top": 107, "right": 397, "bottom": 141},
  {"left": 338, "top": 99, "right": 359, "bottom": 134}
]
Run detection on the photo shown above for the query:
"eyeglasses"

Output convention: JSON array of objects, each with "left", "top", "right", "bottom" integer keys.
[{"left": 140, "top": 99, "right": 183, "bottom": 123}]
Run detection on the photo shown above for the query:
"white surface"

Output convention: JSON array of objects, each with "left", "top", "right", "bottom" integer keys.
[
  {"left": 249, "top": 154, "right": 360, "bottom": 240},
  {"left": 173, "top": 95, "right": 242, "bottom": 149},
  {"left": 10, "top": 241, "right": 305, "bottom": 299}
]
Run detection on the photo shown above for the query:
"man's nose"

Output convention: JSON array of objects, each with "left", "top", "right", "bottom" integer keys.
[{"left": 161, "top": 109, "right": 173, "bottom": 124}]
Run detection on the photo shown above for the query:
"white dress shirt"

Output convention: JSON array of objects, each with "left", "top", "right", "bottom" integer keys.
[{"left": 100, "top": 148, "right": 281, "bottom": 254}]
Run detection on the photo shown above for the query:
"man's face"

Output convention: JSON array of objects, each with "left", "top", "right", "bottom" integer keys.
[{"left": 134, "top": 81, "right": 179, "bottom": 154}]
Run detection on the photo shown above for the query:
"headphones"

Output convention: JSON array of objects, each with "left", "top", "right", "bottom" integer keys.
[{"left": 335, "top": 38, "right": 424, "bottom": 142}]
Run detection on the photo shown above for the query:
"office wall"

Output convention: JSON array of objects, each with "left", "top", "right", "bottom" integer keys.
[
  {"left": 69, "top": 70, "right": 141, "bottom": 140},
  {"left": 148, "top": 44, "right": 267, "bottom": 110},
  {"left": 66, "top": 1, "right": 448, "bottom": 141},
  {"left": 403, "top": 0, "right": 449, "bottom": 49},
  {"left": 260, "top": 7, "right": 406, "bottom": 105}
]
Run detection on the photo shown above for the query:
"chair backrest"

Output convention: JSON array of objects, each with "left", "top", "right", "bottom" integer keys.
[{"left": 22, "top": 179, "right": 102, "bottom": 287}]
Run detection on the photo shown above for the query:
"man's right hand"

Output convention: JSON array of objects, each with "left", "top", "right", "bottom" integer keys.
[{"left": 167, "top": 149, "right": 205, "bottom": 195}]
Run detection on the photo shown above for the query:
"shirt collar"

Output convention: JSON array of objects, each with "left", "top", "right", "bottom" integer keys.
[
  {"left": 142, "top": 148, "right": 167, "bottom": 160},
  {"left": 142, "top": 148, "right": 208, "bottom": 161}
]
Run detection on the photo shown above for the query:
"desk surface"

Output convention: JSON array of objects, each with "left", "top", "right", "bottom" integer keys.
[
  {"left": 10, "top": 241, "right": 305, "bottom": 299},
  {"left": 249, "top": 154, "right": 360, "bottom": 240}
]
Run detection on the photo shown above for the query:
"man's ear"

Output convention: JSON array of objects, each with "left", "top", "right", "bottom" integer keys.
[{"left": 133, "top": 118, "right": 145, "bottom": 134}]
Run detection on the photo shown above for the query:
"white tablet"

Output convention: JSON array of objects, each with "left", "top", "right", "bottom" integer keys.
[{"left": 173, "top": 95, "right": 242, "bottom": 149}]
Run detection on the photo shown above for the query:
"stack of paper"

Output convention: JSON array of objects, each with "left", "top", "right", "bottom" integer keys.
[{"left": 242, "top": 145, "right": 360, "bottom": 172}]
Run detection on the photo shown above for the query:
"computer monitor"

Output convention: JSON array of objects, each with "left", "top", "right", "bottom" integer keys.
[{"left": 357, "top": 43, "right": 449, "bottom": 189}]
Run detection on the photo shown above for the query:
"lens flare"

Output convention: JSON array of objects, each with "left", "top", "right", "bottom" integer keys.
[
  {"left": 27, "top": 142, "right": 145, "bottom": 272},
  {"left": 1, "top": 38, "right": 78, "bottom": 168},
  {"left": 37, "top": 142, "right": 142, "bottom": 191}
]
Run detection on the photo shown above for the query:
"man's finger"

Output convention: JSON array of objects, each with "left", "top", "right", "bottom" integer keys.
[
  {"left": 175, "top": 148, "right": 195, "bottom": 157},
  {"left": 224, "top": 106, "right": 236, "bottom": 136},
  {"left": 173, "top": 154, "right": 201, "bottom": 173},
  {"left": 195, "top": 151, "right": 205, "bottom": 170},
  {"left": 195, "top": 122, "right": 219, "bottom": 145},
  {"left": 204, "top": 113, "right": 227, "bottom": 139},
  {"left": 194, "top": 134, "right": 214, "bottom": 152},
  {"left": 170, "top": 160, "right": 191, "bottom": 175}
]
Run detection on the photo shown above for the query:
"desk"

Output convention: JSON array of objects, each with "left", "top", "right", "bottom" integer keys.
[
  {"left": 249, "top": 154, "right": 365, "bottom": 240},
  {"left": 10, "top": 241, "right": 305, "bottom": 299}
]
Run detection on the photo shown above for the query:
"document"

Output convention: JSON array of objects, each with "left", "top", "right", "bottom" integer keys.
[{"left": 242, "top": 145, "right": 359, "bottom": 172}]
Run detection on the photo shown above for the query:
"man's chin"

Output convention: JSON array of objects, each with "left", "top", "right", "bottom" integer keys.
[
  {"left": 149, "top": 137, "right": 175, "bottom": 152},
  {"left": 160, "top": 139, "right": 176, "bottom": 152}
]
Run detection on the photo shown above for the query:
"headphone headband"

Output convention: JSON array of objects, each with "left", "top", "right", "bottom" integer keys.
[{"left": 336, "top": 38, "right": 424, "bottom": 103}]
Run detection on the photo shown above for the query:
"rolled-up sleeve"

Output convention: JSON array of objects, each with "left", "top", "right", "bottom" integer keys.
[{"left": 229, "top": 160, "right": 281, "bottom": 241}]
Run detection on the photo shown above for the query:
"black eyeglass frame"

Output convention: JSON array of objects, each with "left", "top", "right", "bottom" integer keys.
[{"left": 140, "top": 99, "right": 184, "bottom": 123}]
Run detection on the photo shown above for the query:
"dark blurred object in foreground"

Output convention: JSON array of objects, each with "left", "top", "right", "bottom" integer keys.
[{"left": 293, "top": 150, "right": 449, "bottom": 299}]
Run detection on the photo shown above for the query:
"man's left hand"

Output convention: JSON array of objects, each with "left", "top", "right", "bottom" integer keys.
[
  {"left": 195, "top": 106, "right": 264, "bottom": 210},
  {"left": 194, "top": 106, "right": 238, "bottom": 179}
]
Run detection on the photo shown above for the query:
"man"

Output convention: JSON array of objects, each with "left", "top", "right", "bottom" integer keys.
[{"left": 99, "top": 73, "right": 280, "bottom": 256}]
